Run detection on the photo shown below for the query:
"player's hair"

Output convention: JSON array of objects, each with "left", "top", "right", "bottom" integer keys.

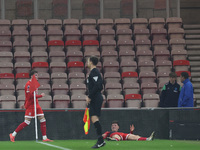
[
  {"left": 181, "top": 72, "right": 189, "bottom": 79},
  {"left": 30, "top": 70, "right": 38, "bottom": 77},
  {"left": 111, "top": 120, "right": 120, "bottom": 126},
  {"left": 89, "top": 56, "right": 99, "bottom": 66},
  {"left": 169, "top": 72, "right": 177, "bottom": 78}
]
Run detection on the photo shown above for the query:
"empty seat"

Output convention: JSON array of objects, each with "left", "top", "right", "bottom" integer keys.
[
  {"left": 17, "top": 95, "right": 25, "bottom": 107},
  {"left": 123, "top": 83, "right": 140, "bottom": 95},
  {"left": 46, "top": 19, "right": 62, "bottom": 30},
  {"left": 97, "top": 19, "right": 114, "bottom": 30},
  {"left": 120, "top": 60, "right": 137, "bottom": 72},
  {"left": 70, "top": 83, "right": 86, "bottom": 95},
  {"left": 0, "top": 19, "right": 11, "bottom": 30},
  {"left": 0, "top": 30, "right": 11, "bottom": 41},
  {"left": 49, "top": 51, "right": 65, "bottom": 62},
  {"left": 68, "top": 72, "right": 85, "bottom": 84},
  {"left": 132, "top": 18, "right": 148, "bottom": 29},
  {"left": 141, "top": 82, "right": 157, "bottom": 94},
  {"left": 47, "top": 29, "right": 63, "bottom": 41},
  {"left": 52, "top": 83, "right": 69, "bottom": 95},
  {"left": 80, "top": 19, "right": 97, "bottom": 30},
  {"left": 149, "top": 18, "right": 165, "bottom": 29},
  {"left": 52, "top": 0, "right": 68, "bottom": 18},
  {"left": 51, "top": 72, "right": 67, "bottom": 84},
  {"left": 38, "top": 72, "right": 50, "bottom": 84},
  {"left": 65, "top": 40, "right": 82, "bottom": 52},
  {"left": 154, "top": 49, "right": 170, "bottom": 61},
  {"left": 53, "top": 95, "right": 70, "bottom": 108},
  {"left": 151, "top": 28, "right": 167, "bottom": 40},
  {"left": 30, "top": 29, "right": 46, "bottom": 42},
  {"left": 0, "top": 62, "right": 13, "bottom": 73},
  {"left": 100, "top": 40, "right": 116, "bottom": 52},
  {"left": 107, "top": 94, "right": 124, "bottom": 108},
  {"left": 16, "top": 73, "right": 29, "bottom": 85},
  {"left": 0, "top": 41, "right": 12, "bottom": 52},
  {"left": 0, "top": 52, "right": 13, "bottom": 62},
  {"left": 136, "top": 50, "right": 153, "bottom": 62},
  {"left": 138, "top": 61, "right": 154, "bottom": 72},
  {"left": 166, "top": 17, "right": 182, "bottom": 29},
  {"left": 152, "top": 39, "right": 168, "bottom": 51},
  {"left": 0, "top": 95, "right": 16, "bottom": 109},
  {"left": 169, "top": 38, "right": 186, "bottom": 50},
  {"left": 99, "top": 29, "right": 115, "bottom": 41},
  {"left": 29, "top": 19, "right": 45, "bottom": 30},
  {"left": 0, "top": 84, "right": 15, "bottom": 96},
  {"left": 64, "top": 29, "right": 81, "bottom": 41},
  {"left": 0, "top": 73, "right": 14, "bottom": 84},
  {"left": 105, "top": 82, "right": 122, "bottom": 95},
  {"left": 50, "top": 62, "right": 66, "bottom": 73},
  {"left": 157, "top": 71, "right": 170, "bottom": 84},
  {"left": 173, "top": 60, "right": 190, "bottom": 72},
  {"left": 143, "top": 93, "right": 160, "bottom": 107},
  {"left": 13, "top": 41, "right": 29, "bottom": 52},
  {"left": 139, "top": 71, "right": 156, "bottom": 83},
  {"left": 15, "top": 62, "right": 31, "bottom": 73},
  {"left": 121, "top": 71, "right": 138, "bottom": 84},
  {"left": 67, "top": 61, "right": 84, "bottom": 73},
  {"left": 63, "top": 19, "right": 79, "bottom": 30},
  {"left": 119, "top": 49, "right": 135, "bottom": 61},
  {"left": 71, "top": 94, "right": 86, "bottom": 108},
  {"left": 83, "top": 40, "right": 99, "bottom": 52},
  {"left": 101, "top": 50, "right": 118, "bottom": 62},
  {"left": 32, "top": 62, "right": 49, "bottom": 73},
  {"left": 155, "top": 60, "right": 172, "bottom": 72},
  {"left": 134, "top": 28, "right": 150, "bottom": 40},
  {"left": 16, "top": 84, "right": 25, "bottom": 96},
  {"left": 82, "top": 29, "right": 98, "bottom": 41},
  {"left": 39, "top": 95, "right": 52, "bottom": 109},
  {"left": 32, "top": 51, "right": 48, "bottom": 62},
  {"left": 38, "top": 84, "right": 51, "bottom": 95},
  {"left": 66, "top": 50, "right": 83, "bottom": 62},
  {"left": 31, "top": 41, "right": 47, "bottom": 52},
  {"left": 14, "top": 51, "right": 30, "bottom": 62},
  {"left": 104, "top": 72, "right": 121, "bottom": 84},
  {"left": 115, "top": 18, "right": 130, "bottom": 30},
  {"left": 171, "top": 49, "right": 187, "bottom": 61},
  {"left": 48, "top": 40, "right": 64, "bottom": 52},
  {"left": 168, "top": 28, "right": 185, "bottom": 39},
  {"left": 125, "top": 94, "right": 142, "bottom": 108},
  {"left": 12, "top": 30, "right": 29, "bottom": 42},
  {"left": 116, "top": 29, "right": 132, "bottom": 41},
  {"left": 135, "top": 39, "right": 151, "bottom": 51},
  {"left": 117, "top": 39, "right": 134, "bottom": 51},
  {"left": 12, "top": 19, "right": 28, "bottom": 31},
  {"left": 103, "top": 61, "right": 119, "bottom": 73}
]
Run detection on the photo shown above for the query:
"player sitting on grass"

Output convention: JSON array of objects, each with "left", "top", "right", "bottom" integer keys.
[{"left": 102, "top": 121, "right": 155, "bottom": 141}]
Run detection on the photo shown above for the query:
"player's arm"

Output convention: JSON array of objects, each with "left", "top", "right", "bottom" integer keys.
[
  {"left": 102, "top": 131, "right": 109, "bottom": 139},
  {"left": 130, "top": 124, "right": 135, "bottom": 134},
  {"left": 88, "top": 72, "right": 103, "bottom": 99}
]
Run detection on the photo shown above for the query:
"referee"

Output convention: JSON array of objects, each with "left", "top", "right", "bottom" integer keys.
[{"left": 86, "top": 56, "right": 105, "bottom": 148}]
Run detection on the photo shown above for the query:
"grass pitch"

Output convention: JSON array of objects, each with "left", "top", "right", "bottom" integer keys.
[{"left": 0, "top": 140, "right": 200, "bottom": 150}]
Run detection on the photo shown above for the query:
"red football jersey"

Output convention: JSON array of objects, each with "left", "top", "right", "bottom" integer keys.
[{"left": 24, "top": 80, "right": 42, "bottom": 109}]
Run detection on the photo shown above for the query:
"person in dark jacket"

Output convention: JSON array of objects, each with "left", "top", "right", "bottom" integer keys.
[
  {"left": 178, "top": 72, "right": 194, "bottom": 107},
  {"left": 86, "top": 56, "right": 106, "bottom": 148},
  {"left": 160, "top": 72, "right": 181, "bottom": 107}
]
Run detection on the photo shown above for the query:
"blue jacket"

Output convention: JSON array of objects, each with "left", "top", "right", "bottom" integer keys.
[{"left": 178, "top": 79, "right": 194, "bottom": 107}]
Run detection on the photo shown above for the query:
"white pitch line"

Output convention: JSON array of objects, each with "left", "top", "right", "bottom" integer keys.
[{"left": 37, "top": 141, "right": 71, "bottom": 150}]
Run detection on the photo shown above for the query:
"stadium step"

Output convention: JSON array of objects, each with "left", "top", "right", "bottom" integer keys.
[
  {"left": 183, "top": 24, "right": 200, "bottom": 29},
  {"left": 186, "top": 39, "right": 200, "bottom": 45},
  {"left": 185, "top": 34, "right": 200, "bottom": 39},
  {"left": 185, "top": 30, "right": 200, "bottom": 34}
]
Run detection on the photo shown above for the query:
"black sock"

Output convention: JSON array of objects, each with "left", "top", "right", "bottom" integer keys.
[{"left": 94, "top": 121, "right": 103, "bottom": 142}]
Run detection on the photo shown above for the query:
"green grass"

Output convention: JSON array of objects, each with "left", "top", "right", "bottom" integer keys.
[{"left": 0, "top": 140, "right": 200, "bottom": 150}]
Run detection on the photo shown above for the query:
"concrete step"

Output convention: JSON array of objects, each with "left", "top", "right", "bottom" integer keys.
[
  {"left": 185, "top": 30, "right": 200, "bottom": 34},
  {"left": 184, "top": 24, "right": 200, "bottom": 29},
  {"left": 191, "top": 78, "right": 200, "bottom": 82},
  {"left": 188, "top": 56, "right": 200, "bottom": 61},
  {"left": 191, "top": 67, "right": 200, "bottom": 72},
  {"left": 186, "top": 39, "right": 200, "bottom": 45},
  {"left": 185, "top": 34, "right": 200, "bottom": 39},
  {"left": 187, "top": 50, "right": 200, "bottom": 55},
  {"left": 187, "top": 45, "right": 200, "bottom": 50},
  {"left": 191, "top": 72, "right": 200, "bottom": 77}
]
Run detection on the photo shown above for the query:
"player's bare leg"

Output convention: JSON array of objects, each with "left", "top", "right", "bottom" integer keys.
[
  {"left": 146, "top": 131, "right": 155, "bottom": 141},
  {"left": 38, "top": 115, "right": 53, "bottom": 142},
  {"left": 127, "top": 134, "right": 141, "bottom": 141},
  {"left": 91, "top": 116, "right": 106, "bottom": 148},
  {"left": 9, "top": 117, "right": 31, "bottom": 142}
]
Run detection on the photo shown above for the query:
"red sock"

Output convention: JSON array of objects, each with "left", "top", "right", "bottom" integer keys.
[
  {"left": 40, "top": 121, "right": 46, "bottom": 136},
  {"left": 138, "top": 137, "right": 147, "bottom": 141},
  {"left": 15, "top": 122, "right": 28, "bottom": 133}
]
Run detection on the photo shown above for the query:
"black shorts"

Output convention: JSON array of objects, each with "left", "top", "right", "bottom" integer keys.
[{"left": 89, "top": 93, "right": 103, "bottom": 117}]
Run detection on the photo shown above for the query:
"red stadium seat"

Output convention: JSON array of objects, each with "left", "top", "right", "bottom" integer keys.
[
  {"left": 48, "top": 40, "right": 64, "bottom": 52},
  {"left": 121, "top": 71, "right": 138, "bottom": 84},
  {"left": 65, "top": 40, "right": 82, "bottom": 52},
  {"left": 16, "top": 73, "right": 29, "bottom": 85},
  {"left": 173, "top": 60, "right": 190, "bottom": 72},
  {"left": 67, "top": 61, "right": 84, "bottom": 73},
  {"left": 125, "top": 94, "right": 142, "bottom": 108},
  {"left": 0, "top": 73, "right": 14, "bottom": 84},
  {"left": 32, "top": 62, "right": 49, "bottom": 73},
  {"left": 83, "top": 40, "right": 99, "bottom": 52}
]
